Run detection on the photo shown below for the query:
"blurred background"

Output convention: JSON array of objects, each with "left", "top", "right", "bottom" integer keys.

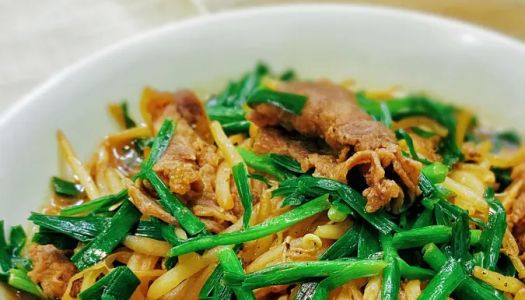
[{"left": 1, "top": 0, "right": 524, "bottom": 112}]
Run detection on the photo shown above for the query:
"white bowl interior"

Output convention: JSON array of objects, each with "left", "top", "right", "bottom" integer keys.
[{"left": 1, "top": 4, "right": 525, "bottom": 229}]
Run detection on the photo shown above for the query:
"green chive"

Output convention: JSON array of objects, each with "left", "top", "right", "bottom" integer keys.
[
  {"left": 480, "top": 189, "right": 506, "bottom": 270},
  {"left": 138, "top": 119, "right": 175, "bottom": 174},
  {"left": 311, "top": 260, "right": 387, "bottom": 299},
  {"left": 199, "top": 264, "right": 233, "bottom": 300},
  {"left": 7, "top": 269, "right": 43, "bottom": 298},
  {"left": 272, "top": 176, "right": 398, "bottom": 234},
  {"left": 8, "top": 226, "right": 26, "bottom": 257},
  {"left": 60, "top": 189, "right": 128, "bottom": 216},
  {"left": 78, "top": 266, "right": 140, "bottom": 300},
  {"left": 422, "top": 243, "right": 505, "bottom": 300},
  {"left": 168, "top": 194, "right": 331, "bottom": 257},
  {"left": 232, "top": 163, "right": 253, "bottom": 229},
  {"left": 247, "top": 89, "right": 307, "bottom": 115},
  {"left": 268, "top": 154, "right": 303, "bottom": 174},
  {"left": 295, "top": 224, "right": 361, "bottom": 299},
  {"left": 51, "top": 176, "right": 83, "bottom": 197},
  {"left": 217, "top": 248, "right": 255, "bottom": 300},
  {"left": 392, "top": 225, "right": 480, "bottom": 249},
  {"left": 71, "top": 201, "right": 141, "bottom": 270},
  {"left": 0, "top": 221, "right": 11, "bottom": 272},
  {"left": 419, "top": 258, "right": 466, "bottom": 300},
  {"left": 121, "top": 102, "right": 137, "bottom": 129},
  {"left": 237, "top": 147, "right": 295, "bottom": 181},
  {"left": 381, "top": 234, "right": 400, "bottom": 300},
  {"left": 225, "top": 259, "right": 386, "bottom": 290},
  {"left": 145, "top": 171, "right": 207, "bottom": 236},
  {"left": 28, "top": 213, "right": 109, "bottom": 242}
]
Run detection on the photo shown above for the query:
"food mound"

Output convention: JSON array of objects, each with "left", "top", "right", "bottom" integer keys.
[{"left": 2, "top": 64, "right": 525, "bottom": 300}]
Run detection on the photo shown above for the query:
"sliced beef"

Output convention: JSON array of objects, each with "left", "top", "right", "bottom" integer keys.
[
  {"left": 248, "top": 80, "right": 422, "bottom": 212},
  {"left": 147, "top": 88, "right": 259, "bottom": 232},
  {"left": 128, "top": 184, "right": 177, "bottom": 225},
  {"left": 248, "top": 80, "right": 390, "bottom": 151},
  {"left": 28, "top": 244, "right": 77, "bottom": 298},
  {"left": 251, "top": 127, "right": 348, "bottom": 182}
]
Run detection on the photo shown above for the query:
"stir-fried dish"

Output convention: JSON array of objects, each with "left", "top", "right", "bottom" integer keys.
[{"left": 3, "top": 64, "right": 525, "bottom": 300}]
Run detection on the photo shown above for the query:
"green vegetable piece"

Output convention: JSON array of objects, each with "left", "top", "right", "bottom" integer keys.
[
  {"left": 295, "top": 224, "right": 361, "bottom": 300},
  {"left": 7, "top": 269, "right": 44, "bottom": 298},
  {"left": 422, "top": 243, "right": 505, "bottom": 300},
  {"left": 135, "top": 218, "right": 164, "bottom": 241},
  {"left": 247, "top": 173, "right": 270, "bottom": 185},
  {"left": 206, "top": 63, "right": 269, "bottom": 133},
  {"left": 450, "top": 209, "right": 471, "bottom": 262},
  {"left": 139, "top": 119, "right": 175, "bottom": 174},
  {"left": 218, "top": 248, "right": 255, "bottom": 300},
  {"left": 208, "top": 63, "right": 269, "bottom": 109},
  {"left": 492, "top": 168, "right": 512, "bottom": 192},
  {"left": 381, "top": 234, "right": 400, "bottom": 300},
  {"left": 393, "top": 225, "right": 450, "bottom": 249},
  {"left": 32, "top": 228, "right": 78, "bottom": 250},
  {"left": 279, "top": 69, "right": 296, "bottom": 81},
  {"left": 357, "top": 225, "right": 380, "bottom": 259},
  {"left": 380, "top": 102, "right": 393, "bottom": 128},
  {"left": 492, "top": 130, "right": 521, "bottom": 152},
  {"left": 60, "top": 189, "right": 128, "bottom": 216},
  {"left": 225, "top": 259, "right": 386, "bottom": 290},
  {"left": 8, "top": 226, "right": 26, "bottom": 257},
  {"left": 145, "top": 171, "right": 207, "bottom": 236},
  {"left": 357, "top": 93, "right": 463, "bottom": 165},
  {"left": 480, "top": 189, "right": 507, "bottom": 270},
  {"left": 412, "top": 127, "right": 437, "bottom": 138},
  {"left": 29, "top": 213, "right": 109, "bottom": 242},
  {"left": 395, "top": 129, "right": 428, "bottom": 163},
  {"left": 72, "top": 201, "right": 141, "bottom": 270},
  {"left": 237, "top": 147, "right": 293, "bottom": 181},
  {"left": 199, "top": 264, "right": 233, "bottom": 300},
  {"left": 222, "top": 120, "right": 251, "bottom": 135},
  {"left": 168, "top": 194, "right": 331, "bottom": 257},
  {"left": 206, "top": 106, "right": 246, "bottom": 124},
  {"left": 160, "top": 224, "right": 184, "bottom": 246},
  {"left": 411, "top": 207, "right": 434, "bottom": 229},
  {"left": 269, "top": 154, "right": 303, "bottom": 174},
  {"left": 0, "top": 221, "right": 11, "bottom": 273},
  {"left": 392, "top": 225, "right": 480, "bottom": 249},
  {"left": 120, "top": 102, "right": 136, "bottom": 129},
  {"left": 232, "top": 163, "right": 253, "bottom": 229},
  {"left": 247, "top": 89, "right": 307, "bottom": 115},
  {"left": 51, "top": 176, "right": 83, "bottom": 197},
  {"left": 422, "top": 163, "right": 449, "bottom": 184},
  {"left": 321, "top": 224, "right": 360, "bottom": 260},
  {"left": 273, "top": 176, "right": 398, "bottom": 234},
  {"left": 397, "top": 258, "right": 435, "bottom": 279},
  {"left": 419, "top": 258, "right": 466, "bottom": 300},
  {"left": 310, "top": 260, "right": 388, "bottom": 299},
  {"left": 79, "top": 266, "right": 140, "bottom": 300}
]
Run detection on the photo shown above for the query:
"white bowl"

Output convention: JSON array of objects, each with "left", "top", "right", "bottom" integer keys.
[{"left": 1, "top": 4, "right": 525, "bottom": 226}]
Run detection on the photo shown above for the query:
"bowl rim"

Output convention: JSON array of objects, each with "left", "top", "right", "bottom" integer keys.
[{"left": 1, "top": 3, "right": 524, "bottom": 128}]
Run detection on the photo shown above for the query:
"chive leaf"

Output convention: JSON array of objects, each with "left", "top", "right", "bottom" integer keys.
[
  {"left": 78, "top": 266, "right": 140, "bottom": 300},
  {"left": 168, "top": 194, "right": 330, "bottom": 257},
  {"left": 232, "top": 163, "right": 253, "bottom": 229},
  {"left": 71, "top": 201, "right": 141, "bottom": 270},
  {"left": 247, "top": 89, "right": 308, "bottom": 115},
  {"left": 60, "top": 189, "right": 128, "bottom": 216},
  {"left": 51, "top": 176, "right": 83, "bottom": 197}
]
